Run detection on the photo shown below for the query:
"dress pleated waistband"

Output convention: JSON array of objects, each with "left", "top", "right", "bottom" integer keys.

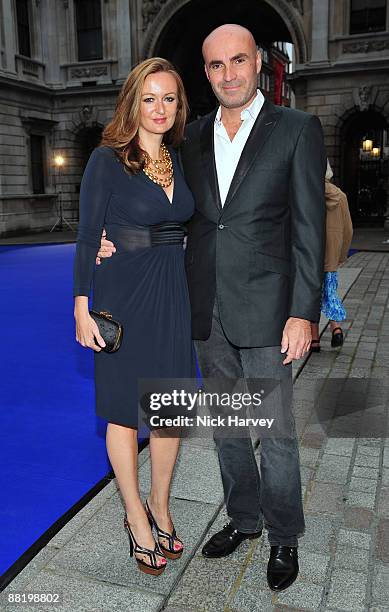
[{"left": 106, "top": 222, "right": 187, "bottom": 251}]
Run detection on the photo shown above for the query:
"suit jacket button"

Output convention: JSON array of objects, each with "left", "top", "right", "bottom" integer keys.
[{"left": 218, "top": 223, "right": 225, "bottom": 230}]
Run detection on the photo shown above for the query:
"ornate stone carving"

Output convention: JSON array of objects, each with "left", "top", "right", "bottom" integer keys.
[
  {"left": 288, "top": 0, "right": 304, "bottom": 15},
  {"left": 81, "top": 105, "right": 93, "bottom": 121},
  {"left": 343, "top": 39, "right": 389, "bottom": 54},
  {"left": 353, "top": 85, "right": 378, "bottom": 111},
  {"left": 70, "top": 65, "right": 108, "bottom": 79},
  {"left": 142, "top": 0, "right": 168, "bottom": 30},
  {"left": 77, "top": 105, "right": 99, "bottom": 129}
]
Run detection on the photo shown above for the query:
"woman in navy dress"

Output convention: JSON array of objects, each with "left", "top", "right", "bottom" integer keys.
[{"left": 73, "top": 59, "right": 195, "bottom": 576}]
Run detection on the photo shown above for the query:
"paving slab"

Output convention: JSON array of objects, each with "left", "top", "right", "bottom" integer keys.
[
  {"left": 298, "top": 516, "right": 336, "bottom": 554},
  {"left": 333, "top": 545, "right": 370, "bottom": 572},
  {"left": 371, "top": 563, "right": 389, "bottom": 606},
  {"left": 275, "top": 581, "right": 325, "bottom": 610},
  {"left": 343, "top": 506, "right": 374, "bottom": 531},
  {"left": 316, "top": 454, "right": 352, "bottom": 484},
  {"left": 326, "top": 568, "right": 368, "bottom": 611},
  {"left": 306, "top": 481, "right": 345, "bottom": 516},
  {"left": 229, "top": 585, "right": 274, "bottom": 612},
  {"left": 166, "top": 554, "right": 240, "bottom": 611}
]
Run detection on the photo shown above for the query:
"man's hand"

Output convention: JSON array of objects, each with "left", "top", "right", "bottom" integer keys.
[
  {"left": 281, "top": 317, "right": 312, "bottom": 364},
  {"left": 96, "top": 228, "right": 116, "bottom": 265}
]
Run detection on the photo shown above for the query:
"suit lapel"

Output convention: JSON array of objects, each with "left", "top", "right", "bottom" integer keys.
[
  {"left": 200, "top": 110, "right": 222, "bottom": 211},
  {"left": 223, "top": 100, "right": 281, "bottom": 210}
]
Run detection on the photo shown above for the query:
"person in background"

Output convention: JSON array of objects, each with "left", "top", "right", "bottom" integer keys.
[{"left": 311, "top": 161, "right": 353, "bottom": 352}]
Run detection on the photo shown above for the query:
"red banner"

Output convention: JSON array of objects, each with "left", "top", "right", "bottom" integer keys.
[{"left": 273, "top": 57, "right": 285, "bottom": 106}]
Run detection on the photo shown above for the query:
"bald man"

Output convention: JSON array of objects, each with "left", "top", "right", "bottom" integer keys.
[
  {"left": 98, "top": 24, "right": 326, "bottom": 592},
  {"left": 180, "top": 24, "right": 325, "bottom": 592}
]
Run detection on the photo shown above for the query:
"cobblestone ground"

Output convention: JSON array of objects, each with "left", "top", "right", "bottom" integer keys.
[{"left": 166, "top": 251, "right": 389, "bottom": 612}]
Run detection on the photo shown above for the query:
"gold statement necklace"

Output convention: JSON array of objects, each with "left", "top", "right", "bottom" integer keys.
[{"left": 143, "top": 143, "right": 173, "bottom": 188}]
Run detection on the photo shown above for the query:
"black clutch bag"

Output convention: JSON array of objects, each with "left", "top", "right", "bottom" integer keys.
[{"left": 89, "top": 310, "right": 123, "bottom": 353}]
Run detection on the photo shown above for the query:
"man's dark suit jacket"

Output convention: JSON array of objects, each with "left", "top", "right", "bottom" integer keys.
[{"left": 180, "top": 99, "right": 326, "bottom": 348}]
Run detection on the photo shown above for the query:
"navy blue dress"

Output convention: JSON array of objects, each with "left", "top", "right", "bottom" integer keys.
[{"left": 73, "top": 146, "right": 195, "bottom": 427}]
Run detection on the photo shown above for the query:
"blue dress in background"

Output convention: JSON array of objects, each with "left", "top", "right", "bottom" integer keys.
[
  {"left": 73, "top": 146, "right": 195, "bottom": 427},
  {"left": 321, "top": 271, "right": 346, "bottom": 322}
]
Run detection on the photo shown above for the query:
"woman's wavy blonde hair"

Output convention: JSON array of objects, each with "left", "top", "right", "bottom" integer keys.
[{"left": 100, "top": 57, "right": 188, "bottom": 174}]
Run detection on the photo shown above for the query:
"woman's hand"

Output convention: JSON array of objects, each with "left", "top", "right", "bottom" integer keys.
[{"left": 74, "top": 297, "right": 106, "bottom": 351}]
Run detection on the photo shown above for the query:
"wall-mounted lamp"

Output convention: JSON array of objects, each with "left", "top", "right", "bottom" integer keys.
[{"left": 362, "top": 139, "right": 373, "bottom": 152}]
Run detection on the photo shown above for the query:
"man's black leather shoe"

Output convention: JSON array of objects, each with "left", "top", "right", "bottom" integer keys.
[
  {"left": 267, "top": 546, "right": 299, "bottom": 591},
  {"left": 202, "top": 523, "right": 262, "bottom": 558}
]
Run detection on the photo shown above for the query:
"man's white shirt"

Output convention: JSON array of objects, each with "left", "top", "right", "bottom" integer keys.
[{"left": 214, "top": 89, "right": 265, "bottom": 206}]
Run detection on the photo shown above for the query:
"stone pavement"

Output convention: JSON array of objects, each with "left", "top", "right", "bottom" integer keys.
[
  {"left": 351, "top": 228, "right": 389, "bottom": 253},
  {"left": 1, "top": 252, "right": 389, "bottom": 612}
]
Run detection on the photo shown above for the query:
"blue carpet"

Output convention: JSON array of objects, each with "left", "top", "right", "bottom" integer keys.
[{"left": 0, "top": 244, "right": 112, "bottom": 576}]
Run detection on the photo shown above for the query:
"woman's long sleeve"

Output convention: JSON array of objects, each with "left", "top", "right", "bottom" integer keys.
[{"left": 73, "top": 148, "right": 112, "bottom": 297}]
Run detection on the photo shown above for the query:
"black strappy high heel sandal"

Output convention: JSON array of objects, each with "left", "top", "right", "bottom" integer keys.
[
  {"left": 123, "top": 515, "right": 167, "bottom": 576},
  {"left": 145, "top": 500, "right": 184, "bottom": 560},
  {"left": 331, "top": 327, "right": 344, "bottom": 348}
]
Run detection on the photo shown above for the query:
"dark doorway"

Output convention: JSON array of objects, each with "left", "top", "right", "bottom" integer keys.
[
  {"left": 75, "top": 125, "right": 103, "bottom": 199},
  {"left": 152, "top": 0, "right": 292, "bottom": 117},
  {"left": 77, "top": 125, "right": 103, "bottom": 170},
  {"left": 341, "top": 111, "right": 389, "bottom": 225}
]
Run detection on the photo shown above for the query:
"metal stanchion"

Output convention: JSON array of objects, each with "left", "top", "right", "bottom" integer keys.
[{"left": 50, "top": 154, "right": 75, "bottom": 232}]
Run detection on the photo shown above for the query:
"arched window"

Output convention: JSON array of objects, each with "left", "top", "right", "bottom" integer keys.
[{"left": 74, "top": 0, "right": 103, "bottom": 62}]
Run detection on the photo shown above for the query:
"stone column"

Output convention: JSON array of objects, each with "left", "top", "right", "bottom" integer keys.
[
  {"left": 116, "top": 0, "right": 132, "bottom": 82},
  {"left": 0, "top": 0, "right": 5, "bottom": 69},
  {"left": 310, "top": 0, "right": 329, "bottom": 64},
  {"left": 40, "top": 0, "right": 61, "bottom": 86},
  {"left": 1, "top": 0, "right": 17, "bottom": 73}
]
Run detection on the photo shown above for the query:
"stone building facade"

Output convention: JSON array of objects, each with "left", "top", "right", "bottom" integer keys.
[{"left": 0, "top": 0, "right": 388, "bottom": 236}]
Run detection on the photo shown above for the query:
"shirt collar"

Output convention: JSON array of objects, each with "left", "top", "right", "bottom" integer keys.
[{"left": 215, "top": 89, "right": 265, "bottom": 125}]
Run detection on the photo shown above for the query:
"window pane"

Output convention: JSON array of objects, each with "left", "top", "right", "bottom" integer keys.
[
  {"left": 350, "top": 0, "right": 387, "bottom": 34},
  {"left": 30, "top": 135, "right": 45, "bottom": 194},
  {"left": 75, "top": 0, "right": 103, "bottom": 61},
  {"left": 16, "top": 0, "right": 31, "bottom": 57},
  {"left": 78, "top": 30, "right": 103, "bottom": 61}
]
